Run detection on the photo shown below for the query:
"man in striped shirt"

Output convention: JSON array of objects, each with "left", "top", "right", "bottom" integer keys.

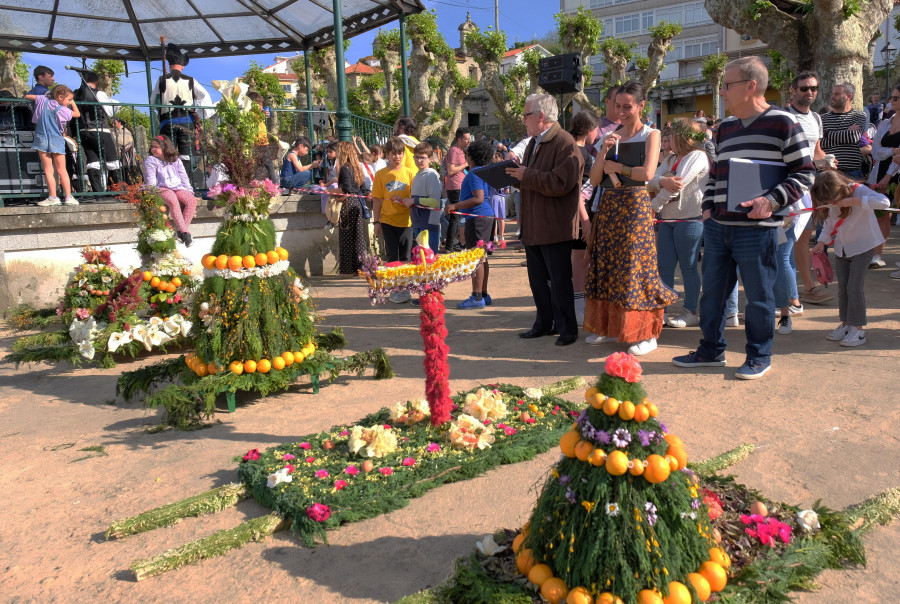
[
  {"left": 821, "top": 83, "right": 868, "bottom": 178},
  {"left": 672, "top": 56, "right": 816, "bottom": 380}
]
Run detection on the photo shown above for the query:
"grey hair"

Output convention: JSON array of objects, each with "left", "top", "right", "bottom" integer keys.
[
  {"left": 836, "top": 81, "right": 856, "bottom": 97},
  {"left": 526, "top": 93, "right": 559, "bottom": 123},
  {"left": 727, "top": 56, "right": 768, "bottom": 95}
]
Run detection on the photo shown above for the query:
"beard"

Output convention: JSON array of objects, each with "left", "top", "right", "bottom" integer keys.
[
  {"left": 830, "top": 99, "right": 846, "bottom": 112},
  {"left": 793, "top": 95, "right": 814, "bottom": 108}
]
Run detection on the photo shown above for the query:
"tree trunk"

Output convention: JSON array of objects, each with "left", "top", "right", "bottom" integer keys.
[
  {"left": 705, "top": 71, "right": 725, "bottom": 120},
  {"left": 97, "top": 72, "right": 115, "bottom": 96},
  {"left": 601, "top": 48, "right": 627, "bottom": 89},
  {"left": 380, "top": 50, "right": 400, "bottom": 108},
  {"left": 641, "top": 31, "right": 679, "bottom": 91},
  {"left": 408, "top": 40, "right": 437, "bottom": 126},
  {"left": 0, "top": 51, "right": 25, "bottom": 96},
  {"left": 704, "top": 0, "right": 893, "bottom": 111}
]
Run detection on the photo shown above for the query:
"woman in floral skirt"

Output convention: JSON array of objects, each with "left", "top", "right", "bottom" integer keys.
[{"left": 585, "top": 81, "right": 678, "bottom": 355}]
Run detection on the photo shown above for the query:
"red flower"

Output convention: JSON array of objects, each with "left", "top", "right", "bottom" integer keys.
[
  {"left": 306, "top": 502, "right": 331, "bottom": 522},
  {"left": 605, "top": 352, "right": 643, "bottom": 382},
  {"left": 242, "top": 449, "right": 260, "bottom": 462}
]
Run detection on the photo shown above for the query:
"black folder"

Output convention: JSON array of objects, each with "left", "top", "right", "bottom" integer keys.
[
  {"left": 725, "top": 159, "right": 791, "bottom": 216},
  {"left": 599, "top": 141, "right": 646, "bottom": 188},
  {"left": 472, "top": 159, "right": 519, "bottom": 190}
]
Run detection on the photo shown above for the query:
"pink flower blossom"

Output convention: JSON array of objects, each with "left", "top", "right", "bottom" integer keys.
[
  {"left": 504, "top": 427, "right": 517, "bottom": 436},
  {"left": 282, "top": 453, "right": 295, "bottom": 460},
  {"left": 383, "top": 424, "right": 392, "bottom": 430},
  {"left": 605, "top": 351, "right": 643, "bottom": 382},
  {"left": 306, "top": 502, "right": 331, "bottom": 522},
  {"left": 483, "top": 419, "right": 491, "bottom": 425},
  {"left": 298, "top": 442, "right": 311, "bottom": 449},
  {"left": 379, "top": 467, "right": 393, "bottom": 475},
  {"left": 524, "top": 418, "right": 536, "bottom": 424},
  {"left": 339, "top": 429, "right": 349, "bottom": 436},
  {"left": 401, "top": 457, "right": 415, "bottom": 466},
  {"left": 334, "top": 479, "right": 348, "bottom": 491},
  {"left": 496, "top": 423, "right": 506, "bottom": 429},
  {"left": 284, "top": 464, "right": 294, "bottom": 473},
  {"left": 242, "top": 449, "right": 261, "bottom": 462},
  {"left": 345, "top": 465, "right": 359, "bottom": 475},
  {"left": 305, "top": 456, "right": 315, "bottom": 463},
  {"left": 426, "top": 443, "right": 440, "bottom": 452},
  {"left": 315, "top": 469, "right": 329, "bottom": 478}
]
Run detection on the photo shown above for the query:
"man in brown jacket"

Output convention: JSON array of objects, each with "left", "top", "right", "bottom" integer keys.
[{"left": 506, "top": 93, "right": 584, "bottom": 346}]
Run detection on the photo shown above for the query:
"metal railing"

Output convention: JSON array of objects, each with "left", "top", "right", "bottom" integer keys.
[{"left": 0, "top": 97, "right": 393, "bottom": 205}]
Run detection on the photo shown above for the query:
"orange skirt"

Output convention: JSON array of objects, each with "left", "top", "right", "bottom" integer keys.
[{"left": 584, "top": 300, "right": 665, "bottom": 343}]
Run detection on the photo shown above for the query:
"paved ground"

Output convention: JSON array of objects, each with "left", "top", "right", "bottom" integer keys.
[{"left": 1, "top": 230, "right": 898, "bottom": 603}]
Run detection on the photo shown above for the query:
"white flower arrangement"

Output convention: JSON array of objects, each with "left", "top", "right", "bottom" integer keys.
[
  {"left": 105, "top": 315, "right": 192, "bottom": 354},
  {"left": 524, "top": 387, "right": 542, "bottom": 400},
  {"left": 147, "top": 229, "right": 171, "bottom": 243},
  {"left": 69, "top": 317, "right": 108, "bottom": 359},
  {"left": 796, "top": 510, "right": 821, "bottom": 532},
  {"left": 267, "top": 467, "right": 293, "bottom": 488},
  {"left": 228, "top": 213, "right": 268, "bottom": 223},
  {"left": 203, "top": 259, "right": 290, "bottom": 280},
  {"left": 448, "top": 414, "right": 496, "bottom": 450},
  {"left": 347, "top": 425, "right": 399, "bottom": 458},
  {"left": 388, "top": 399, "right": 431, "bottom": 425},
  {"left": 462, "top": 388, "right": 508, "bottom": 422}
]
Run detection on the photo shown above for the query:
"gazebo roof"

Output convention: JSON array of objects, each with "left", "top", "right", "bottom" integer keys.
[{"left": 0, "top": 0, "right": 425, "bottom": 61}]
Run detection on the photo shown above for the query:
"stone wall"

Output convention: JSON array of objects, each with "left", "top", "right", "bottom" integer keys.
[{"left": 0, "top": 195, "right": 340, "bottom": 313}]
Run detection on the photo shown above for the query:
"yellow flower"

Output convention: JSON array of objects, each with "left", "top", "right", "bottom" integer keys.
[{"left": 581, "top": 501, "right": 595, "bottom": 513}]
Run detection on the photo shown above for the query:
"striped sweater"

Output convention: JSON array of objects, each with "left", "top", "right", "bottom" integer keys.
[
  {"left": 702, "top": 106, "right": 815, "bottom": 226},
  {"left": 820, "top": 110, "right": 867, "bottom": 173}
]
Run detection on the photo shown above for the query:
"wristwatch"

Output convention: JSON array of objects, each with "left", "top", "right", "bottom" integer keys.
[{"left": 765, "top": 194, "right": 780, "bottom": 212}]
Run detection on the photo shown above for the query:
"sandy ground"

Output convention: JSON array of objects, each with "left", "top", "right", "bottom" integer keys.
[{"left": 1, "top": 231, "right": 899, "bottom": 604}]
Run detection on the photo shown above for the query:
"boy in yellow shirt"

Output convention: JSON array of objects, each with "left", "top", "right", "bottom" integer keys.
[{"left": 372, "top": 137, "right": 416, "bottom": 303}]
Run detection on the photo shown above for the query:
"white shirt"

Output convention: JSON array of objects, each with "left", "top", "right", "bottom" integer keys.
[
  {"left": 867, "top": 119, "right": 900, "bottom": 185},
  {"left": 150, "top": 74, "right": 215, "bottom": 119},
  {"left": 648, "top": 150, "right": 709, "bottom": 219},
  {"left": 510, "top": 137, "right": 532, "bottom": 162},
  {"left": 817, "top": 184, "right": 889, "bottom": 257}
]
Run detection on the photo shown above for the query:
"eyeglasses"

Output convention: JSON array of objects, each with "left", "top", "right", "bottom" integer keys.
[
  {"left": 721, "top": 79, "right": 751, "bottom": 90},
  {"left": 891, "top": 96, "right": 900, "bottom": 101},
  {"left": 797, "top": 85, "right": 819, "bottom": 93}
]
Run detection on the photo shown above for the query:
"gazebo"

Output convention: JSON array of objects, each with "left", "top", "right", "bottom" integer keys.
[{"left": 0, "top": 0, "right": 425, "bottom": 138}]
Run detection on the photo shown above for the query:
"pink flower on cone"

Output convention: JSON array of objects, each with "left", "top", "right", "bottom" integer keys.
[
  {"left": 306, "top": 502, "right": 331, "bottom": 522},
  {"left": 298, "top": 442, "right": 311, "bottom": 450},
  {"left": 401, "top": 457, "right": 415, "bottom": 466},
  {"left": 426, "top": 443, "right": 440, "bottom": 453},
  {"left": 379, "top": 467, "right": 393, "bottom": 476},
  {"left": 305, "top": 456, "right": 315, "bottom": 463},
  {"left": 314, "top": 469, "right": 329, "bottom": 478},
  {"left": 605, "top": 352, "right": 643, "bottom": 383},
  {"left": 345, "top": 465, "right": 359, "bottom": 475},
  {"left": 334, "top": 479, "right": 348, "bottom": 491},
  {"left": 282, "top": 453, "right": 296, "bottom": 460},
  {"left": 242, "top": 449, "right": 261, "bottom": 462}
]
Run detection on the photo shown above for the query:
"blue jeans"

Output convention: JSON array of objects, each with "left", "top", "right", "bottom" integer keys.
[
  {"left": 697, "top": 220, "right": 777, "bottom": 362},
  {"left": 413, "top": 226, "right": 441, "bottom": 254},
  {"left": 657, "top": 221, "right": 703, "bottom": 313},
  {"left": 281, "top": 170, "right": 311, "bottom": 189},
  {"left": 773, "top": 227, "right": 798, "bottom": 308}
]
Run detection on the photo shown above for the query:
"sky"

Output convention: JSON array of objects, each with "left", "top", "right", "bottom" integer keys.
[{"left": 18, "top": 0, "right": 558, "bottom": 108}]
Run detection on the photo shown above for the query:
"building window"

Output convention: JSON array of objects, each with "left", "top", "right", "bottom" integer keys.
[
  {"left": 281, "top": 84, "right": 292, "bottom": 92},
  {"left": 664, "top": 45, "right": 683, "bottom": 64},
  {"left": 642, "top": 11, "right": 654, "bottom": 31},
  {"left": 600, "top": 17, "right": 614, "bottom": 38},
  {"left": 683, "top": 2, "right": 710, "bottom": 25},
  {"left": 469, "top": 66, "right": 478, "bottom": 79},
  {"left": 656, "top": 6, "right": 682, "bottom": 24},
  {"left": 615, "top": 13, "right": 640, "bottom": 35},
  {"left": 682, "top": 38, "right": 719, "bottom": 59},
  {"left": 468, "top": 113, "right": 481, "bottom": 127}
]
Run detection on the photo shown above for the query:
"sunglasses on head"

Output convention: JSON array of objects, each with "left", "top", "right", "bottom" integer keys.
[{"left": 797, "top": 85, "right": 818, "bottom": 92}]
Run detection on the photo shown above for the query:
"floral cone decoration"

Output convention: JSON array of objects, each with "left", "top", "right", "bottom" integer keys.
[
  {"left": 512, "top": 354, "right": 729, "bottom": 604},
  {"left": 420, "top": 289, "right": 453, "bottom": 425}
]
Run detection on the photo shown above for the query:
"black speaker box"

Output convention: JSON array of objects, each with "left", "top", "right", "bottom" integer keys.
[{"left": 538, "top": 53, "right": 582, "bottom": 94}]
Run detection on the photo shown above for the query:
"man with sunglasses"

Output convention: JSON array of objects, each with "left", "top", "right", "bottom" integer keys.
[{"left": 786, "top": 72, "right": 833, "bottom": 305}]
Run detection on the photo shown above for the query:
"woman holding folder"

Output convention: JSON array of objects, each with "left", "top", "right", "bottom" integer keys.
[{"left": 584, "top": 81, "right": 678, "bottom": 355}]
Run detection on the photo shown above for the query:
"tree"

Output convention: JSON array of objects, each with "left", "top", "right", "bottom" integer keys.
[
  {"left": 556, "top": 8, "right": 604, "bottom": 113},
  {"left": 467, "top": 28, "right": 527, "bottom": 139},
  {"left": 766, "top": 49, "right": 795, "bottom": 106},
  {"left": 598, "top": 38, "right": 634, "bottom": 94},
  {"left": 115, "top": 105, "right": 151, "bottom": 132},
  {"left": 90, "top": 59, "right": 126, "bottom": 95},
  {"left": 639, "top": 22, "right": 683, "bottom": 90},
  {"left": 704, "top": 0, "right": 894, "bottom": 111},
  {"left": 373, "top": 29, "right": 402, "bottom": 111},
  {"left": 701, "top": 53, "right": 729, "bottom": 119},
  {"left": 0, "top": 51, "right": 28, "bottom": 95}
]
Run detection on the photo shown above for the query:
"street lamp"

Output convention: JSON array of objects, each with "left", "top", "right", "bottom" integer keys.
[{"left": 881, "top": 41, "right": 897, "bottom": 98}]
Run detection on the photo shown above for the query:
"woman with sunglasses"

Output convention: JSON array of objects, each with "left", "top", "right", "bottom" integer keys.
[{"left": 868, "top": 84, "right": 900, "bottom": 272}]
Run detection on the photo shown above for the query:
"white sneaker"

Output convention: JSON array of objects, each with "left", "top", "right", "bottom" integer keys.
[
  {"left": 774, "top": 303, "right": 802, "bottom": 318},
  {"left": 869, "top": 255, "right": 886, "bottom": 268},
  {"left": 388, "top": 290, "right": 411, "bottom": 304},
  {"left": 840, "top": 326, "right": 866, "bottom": 347},
  {"left": 586, "top": 333, "right": 617, "bottom": 344},
  {"left": 826, "top": 323, "right": 850, "bottom": 341},
  {"left": 667, "top": 309, "right": 699, "bottom": 328},
  {"left": 36, "top": 196, "right": 61, "bottom": 206},
  {"left": 628, "top": 338, "right": 657, "bottom": 356},
  {"left": 63, "top": 196, "right": 79, "bottom": 205},
  {"left": 777, "top": 316, "right": 792, "bottom": 335},
  {"left": 725, "top": 314, "right": 740, "bottom": 327}
]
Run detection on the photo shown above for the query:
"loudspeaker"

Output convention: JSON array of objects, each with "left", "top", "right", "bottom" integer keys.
[{"left": 538, "top": 53, "right": 582, "bottom": 95}]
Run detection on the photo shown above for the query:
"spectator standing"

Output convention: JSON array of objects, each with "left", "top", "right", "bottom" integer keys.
[
  {"left": 27, "top": 84, "right": 79, "bottom": 206},
  {"left": 405, "top": 141, "right": 443, "bottom": 255},
  {"left": 593, "top": 87, "right": 621, "bottom": 157},
  {"left": 393, "top": 116, "right": 420, "bottom": 173},
  {"left": 145, "top": 135, "right": 197, "bottom": 247},
  {"left": 568, "top": 110, "right": 600, "bottom": 327},
  {"left": 672, "top": 56, "right": 815, "bottom": 379},
  {"left": 334, "top": 141, "right": 368, "bottom": 275},
  {"left": 866, "top": 84, "right": 900, "bottom": 269},
  {"left": 585, "top": 81, "right": 676, "bottom": 355},
  {"left": 649, "top": 118, "right": 710, "bottom": 329},
  {"left": 443, "top": 127, "right": 470, "bottom": 252},
  {"left": 27, "top": 66, "right": 54, "bottom": 97},
  {"left": 72, "top": 70, "right": 119, "bottom": 195},
  {"left": 504, "top": 93, "right": 583, "bottom": 346},
  {"left": 372, "top": 137, "right": 416, "bottom": 303},
  {"left": 866, "top": 94, "right": 884, "bottom": 126},
  {"left": 785, "top": 71, "right": 833, "bottom": 305},
  {"left": 280, "top": 137, "right": 321, "bottom": 190},
  {"left": 821, "top": 82, "right": 867, "bottom": 179}
]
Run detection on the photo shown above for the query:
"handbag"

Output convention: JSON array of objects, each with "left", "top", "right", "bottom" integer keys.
[
  {"left": 811, "top": 250, "right": 833, "bottom": 285},
  {"left": 324, "top": 196, "right": 343, "bottom": 225}
]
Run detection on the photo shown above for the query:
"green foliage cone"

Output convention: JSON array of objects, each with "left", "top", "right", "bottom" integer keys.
[{"left": 519, "top": 371, "right": 716, "bottom": 602}]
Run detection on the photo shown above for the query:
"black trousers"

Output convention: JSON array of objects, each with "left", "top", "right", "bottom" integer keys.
[
  {"left": 80, "top": 130, "right": 118, "bottom": 193},
  {"left": 160, "top": 122, "right": 195, "bottom": 174},
  {"left": 444, "top": 189, "right": 462, "bottom": 250},
  {"left": 525, "top": 241, "right": 577, "bottom": 338},
  {"left": 381, "top": 223, "right": 412, "bottom": 263}
]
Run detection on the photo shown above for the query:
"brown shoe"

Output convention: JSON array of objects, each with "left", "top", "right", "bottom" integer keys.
[{"left": 799, "top": 285, "right": 833, "bottom": 304}]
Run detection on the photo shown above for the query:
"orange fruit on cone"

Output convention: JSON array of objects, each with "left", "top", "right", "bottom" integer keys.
[
  {"left": 243, "top": 360, "right": 257, "bottom": 374},
  {"left": 272, "top": 356, "right": 286, "bottom": 371},
  {"left": 254, "top": 252, "right": 268, "bottom": 266},
  {"left": 142, "top": 271, "right": 153, "bottom": 281},
  {"left": 628, "top": 459, "right": 646, "bottom": 476},
  {"left": 207, "top": 362, "right": 219, "bottom": 375},
  {"left": 541, "top": 577, "right": 569, "bottom": 603},
  {"left": 282, "top": 351, "right": 295, "bottom": 366},
  {"left": 644, "top": 454, "right": 671, "bottom": 483},
  {"left": 512, "top": 533, "right": 526, "bottom": 553},
  {"left": 157, "top": 280, "right": 168, "bottom": 291},
  {"left": 633, "top": 404, "right": 650, "bottom": 423},
  {"left": 618, "top": 400, "right": 635, "bottom": 420},
  {"left": 574, "top": 439, "right": 595, "bottom": 462},
  {"left": 698, "top": 561, "right": 727, "bottom": 592},
  {"left": 590, "top": 392, "right": 606, "bottom": 410},
  {"left": 229, "top": 361, "right": 244, "bottom": 375},
  {"left": 666, "top": 446, "right": 688, "bottom": 470},
  {"left": 256, "top": 359, "right": 272, "bottom": 373},
  {"left": 201, "top": 255, "right": 216, "bottom": 270},
  {"left": 242, "top": 255, "right": 256, "bottom": 269},
  {"left": 276, "top": 246, "right": 289, "bottom": 260},
  {"left": 266, "top": 250, "right": 280, "bottom": 264},
  {"left": 165, "top": 283, "right": 177, "bottom": 293},
  {"left": 636, "top": 590, "right": 663, "bottom": 604},
  {"left": 605, "top": 450, "right": 629, "bottom": 475},
  {"left": 150, "top": 276, "right": 161, "bottom": 288},
  {"left": 583, "top": 386, "right": 598, "bottom": 402},
  {"left": 665, "top": 454, "right": 679, "bottom": 472},
  {"left": 171, "top": 277, "right": 182, "bottom": 287},
  {"left": 527, "top": 563, "right": 553, "bottom": 587},
  {"left": 293, "top": 351, "right": 305, "bottom": 363},
  {"left": 602, "top": 397, "right": 620, "bottom": 416},
  {"left": 647, "top": 401, "right": 659, "bottom": 417},
  {"left": 215, "top": 255, "right": 229, "bottom": 270},
  {"left": 228, "top": 255, "right": 243, "bottom": 271},
  {"left": 560, "top": 430, "right": 581, "bottom": 458},
  {"left": 588, "top": 448, "right": 607, "bottom": 467},
  {"left": 709, "top": 547, "right": 731, "bottom": 569},
  {"left": 664, "top": 434, "right": 684, "bottom": 449},
  {"left": 195, "top": 363, "right": 208, "bottom": 377},
  {"left": 687, "top": 573, "right": 712, "bottom": 601},
  {"left": 566, "top": 586, "right": 593, "bottom": 604},
  {"left": 663, "top": 581, "right": 691, "bottom": 604},
  {"left": 516, "top": 548, "right": 536, "bottom": 575}
]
